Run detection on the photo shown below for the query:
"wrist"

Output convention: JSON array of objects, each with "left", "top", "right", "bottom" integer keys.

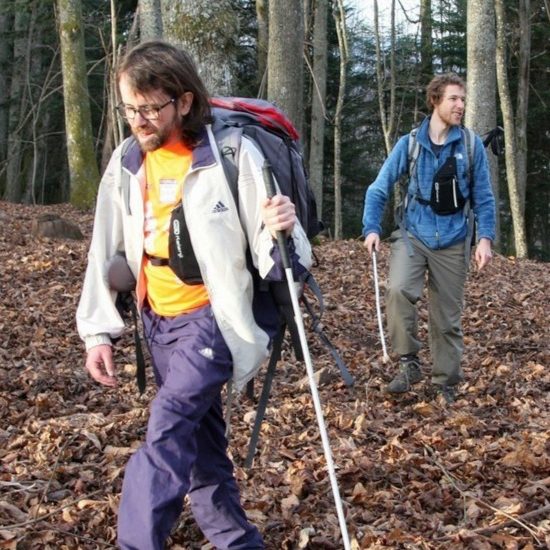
[{"left": 85, "top": 334, "right": 112, "bottom": 351}]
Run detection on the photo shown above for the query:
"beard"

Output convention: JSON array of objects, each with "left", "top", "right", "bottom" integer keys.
[
  {"left": 441, "top": 110, "right": 463, "bottom": 127},
  {"left": 132, "top": 118, "right": 181, "bottom": 152}
]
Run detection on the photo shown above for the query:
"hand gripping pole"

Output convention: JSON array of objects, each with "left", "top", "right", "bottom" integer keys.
[{"left": 262, "top": 161, "right": 351, "bottom": 550}]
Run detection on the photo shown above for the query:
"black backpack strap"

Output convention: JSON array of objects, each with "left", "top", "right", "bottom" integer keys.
[
  {"left": 243, "top": 322, "right": 286, "bottom": 468},
  {"left": 484, "top": 126, "right": 504, "bottom": 156},
  {"left": 131, "top": 301, "right": 147, "bottom": 394},
  {"left": 301, "top": 273, "right": 354, "bottom": 387},
  {"left": 114, "top": 291, "right": 147, "bottom": 394}
]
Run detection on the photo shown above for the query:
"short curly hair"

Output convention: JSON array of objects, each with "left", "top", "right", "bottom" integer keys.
[{"left": 426, "top": 73, "right": 466, "bottom": 112}]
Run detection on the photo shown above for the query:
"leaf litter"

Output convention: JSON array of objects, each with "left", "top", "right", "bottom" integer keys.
[{"left": 0, "top": 201, "right": 548, "bottom": 549}]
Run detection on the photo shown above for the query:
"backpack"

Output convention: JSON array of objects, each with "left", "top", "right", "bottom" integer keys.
[
  {"left": 209, "top": 98, "right": 353, "bottom": 466},
  {"left": 482, "top": 126, "right": 504, "bottom": 156},
  {"left": 210, "top": 97, "right": 323, "bottom": 239}
]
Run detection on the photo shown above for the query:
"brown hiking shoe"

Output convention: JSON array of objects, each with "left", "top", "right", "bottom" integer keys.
[{"left": 386, "top": 356, "right": 423, "bottom": 393}]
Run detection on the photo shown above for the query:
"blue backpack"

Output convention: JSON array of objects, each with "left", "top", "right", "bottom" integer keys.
[{"left": 211, "top": 97, "right": 322, "bottom": 239}]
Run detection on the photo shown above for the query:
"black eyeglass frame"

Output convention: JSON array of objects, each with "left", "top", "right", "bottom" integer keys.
[{"left": 116, "top": 98, "right": 176, "bottom": 121}]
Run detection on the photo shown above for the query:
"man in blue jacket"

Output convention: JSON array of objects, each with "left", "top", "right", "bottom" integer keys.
[{"left": 362, "top": 73, "right": 495, "bottom": 403}]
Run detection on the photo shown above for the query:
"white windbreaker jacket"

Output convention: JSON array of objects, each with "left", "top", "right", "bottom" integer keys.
[{"left": 76, "top": 125, "right": 312, "bottom": 390}]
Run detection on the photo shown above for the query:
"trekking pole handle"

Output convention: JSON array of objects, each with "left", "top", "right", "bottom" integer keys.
[{"left": 262, "top": 161, "right": 291, "bottom": 271}]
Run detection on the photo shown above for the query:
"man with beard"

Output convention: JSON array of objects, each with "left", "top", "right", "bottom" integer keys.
[
  {"left": 76, "top": 41, "right": 312, "bottom": 549},
  {"left": 362, "top": 73, "right": 495, "bottom": 404}
]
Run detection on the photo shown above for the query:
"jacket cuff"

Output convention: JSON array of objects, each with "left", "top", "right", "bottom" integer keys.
[
  {"left": 85, "top": 334, "right": 112, "bottom": 351},
  {"left": 477, "top": 233, "right": 495, "bottom": 243}
]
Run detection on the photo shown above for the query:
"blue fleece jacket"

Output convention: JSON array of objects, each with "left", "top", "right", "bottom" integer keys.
[{"left": 362, "top": 117, "right": 496, "bottom": 249}]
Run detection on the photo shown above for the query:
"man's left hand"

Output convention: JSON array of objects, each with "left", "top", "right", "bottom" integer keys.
[
  {"left": 261, "top": 195, "right": 296, "bottom": 238},
  {"left": 475, "top": 237, "right": 493, "bottom": 271}
]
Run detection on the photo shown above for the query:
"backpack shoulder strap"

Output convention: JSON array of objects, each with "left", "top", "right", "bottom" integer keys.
[
  {"left": 120, "top": 136, "right": 137, "bottom": 215},
  {"left": 393, "top": 128, "right": 419, "bottom": 257},
  {"left": 461, "top": 126, "right": 476, "bottom": 201},
  {"left": 407, "top": 127, "right": 421, "bottom": 183},
  {"left": 212, "top": 121, "right": 243, "bottom": 212}
]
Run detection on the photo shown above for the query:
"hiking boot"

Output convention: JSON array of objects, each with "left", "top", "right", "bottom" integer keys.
[
  {"left": 386, "top": 356, "right": 423, "bottom": 393},
  {"left": 432, "top": 384, "right": 456, "bottom": 404}
]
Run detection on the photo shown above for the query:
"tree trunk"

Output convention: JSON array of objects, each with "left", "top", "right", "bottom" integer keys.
[
  {"left": 162, "top": 0, "right": 238, "bottom": 96},
  {"left": 23, "top": 8, "right": 46, "bottom": 205},
  {"left": 420, "top": 0, "right": 433, "bottom": 85},
  {"left": 495, "top": 0, "right": 528, "bottom": 257},
  {"left": 0, "top": 1, "right": 13, "bottom": 196},
  {"left": 101, "top": 0, "right": 126, "bottom": 172},
  {"left": 267, "top": 0, "right": 305, "bottom": 136},
  {"left": 256, "top": 0, "right": 268, "bottom": 96},
  {"left": 57, "top": 0, "right": 101, "bottom": 209},
  {"left": 3, "top": 0, "right": 32, "bottom": 203},
  {"left": 515, "top": 0, "right": 530, "bottom": 215},
  {"left": 465, "top": 0, "right": 500, "bottom": 248},
  {"left": 308, "top": 0, "right": 328, "bottom": 219},
  {"left": 139, "top": 0, "right": 163, "bottom": 41},
  {"left": 333, "top": 0, "right": 347, "bottom": 240},
  {"left": 373, "top": 0, "right": 397, "bottom": 156}
]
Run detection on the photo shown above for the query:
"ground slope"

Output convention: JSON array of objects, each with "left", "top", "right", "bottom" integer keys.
[{"left": 0, "top": 202, "right": 548, "bottom": 549}]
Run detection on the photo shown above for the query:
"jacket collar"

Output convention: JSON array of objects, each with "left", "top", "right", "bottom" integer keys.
[
  {"left": 122, "top": 138, "right": 143, "bottom": 175},
  {"left": 191, "top": 126, "right": 217, "bottom": 170},
  {"left": 416, "top": 116, "right": 462, "bottom": 149},
  {"left": 121, "top": 125, "right": 216, "bottom": 176}
]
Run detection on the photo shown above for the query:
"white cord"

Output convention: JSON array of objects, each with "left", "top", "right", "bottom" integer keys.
[{"left": 372, "top": 252, "right": 389, "bottom": 363}]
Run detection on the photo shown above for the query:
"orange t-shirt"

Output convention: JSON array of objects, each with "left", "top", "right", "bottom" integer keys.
[{"left": 143, "top": 141, "right": 209, "bottom": 316}]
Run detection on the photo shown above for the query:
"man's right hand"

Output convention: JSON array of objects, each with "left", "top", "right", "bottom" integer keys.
[
  {"left": 85, "top": 344, "right": 117, "bottom": 387},
  {"left": 363, "top": 232, "right": 380, "bottom": 255}
]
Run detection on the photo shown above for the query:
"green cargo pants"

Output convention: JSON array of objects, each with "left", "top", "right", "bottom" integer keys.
[{"left": 386, "top": 231, "right": 467, "bottom": 386}]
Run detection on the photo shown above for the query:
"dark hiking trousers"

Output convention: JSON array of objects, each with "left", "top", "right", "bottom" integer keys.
[{"left": 117, "top": 305, "right": 264, "bottom": 550}]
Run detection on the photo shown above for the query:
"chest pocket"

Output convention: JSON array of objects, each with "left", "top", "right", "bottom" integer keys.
[{"left": 429, "top": 149, "right": 465, "bottom": 215}]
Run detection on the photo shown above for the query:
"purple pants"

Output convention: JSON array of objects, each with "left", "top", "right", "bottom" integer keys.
[{"left": 117, "top": 305, "right": 264, "bottom": 550}]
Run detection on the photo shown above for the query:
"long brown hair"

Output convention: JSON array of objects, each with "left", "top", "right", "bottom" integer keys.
[{"left": 117, "top": 40, "right": 212, "bottom": 147}]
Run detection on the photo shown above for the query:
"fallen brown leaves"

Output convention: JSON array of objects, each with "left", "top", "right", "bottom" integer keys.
[{"left": 0, "top": 201, "right": 548, "bottom": 549}]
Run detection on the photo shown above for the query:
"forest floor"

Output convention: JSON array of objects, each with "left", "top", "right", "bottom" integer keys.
[{"left": 0, "top": 201, "right": 549, "bottom": 550}]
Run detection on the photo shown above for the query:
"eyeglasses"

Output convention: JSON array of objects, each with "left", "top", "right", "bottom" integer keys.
[{"left": 116, "top": 98, "right": 175, "bottom": 121}]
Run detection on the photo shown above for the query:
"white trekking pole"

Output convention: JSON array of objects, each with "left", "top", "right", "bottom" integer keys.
[
  {"left": 372, "top": 251, "right": 390, "bottom": 363},
  {"left": 262, "top": 162, "right": 351, "bottom": 550}
]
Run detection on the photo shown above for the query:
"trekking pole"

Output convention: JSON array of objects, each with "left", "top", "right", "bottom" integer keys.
[
  {"left": 262, "top": 162, "right": 352, "bottom": 550},
  {"left": 372, "top": 251, "right": 390, "bottom": 363}
]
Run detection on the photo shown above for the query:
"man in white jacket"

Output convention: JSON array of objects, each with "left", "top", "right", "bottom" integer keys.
[{"left": 76, "top": 41, "right": 311, "bottom": 550}]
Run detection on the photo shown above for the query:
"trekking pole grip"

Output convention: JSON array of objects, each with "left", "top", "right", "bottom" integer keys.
[{"left": 262, "top": 161, "right": 291, "bottom": 270}]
